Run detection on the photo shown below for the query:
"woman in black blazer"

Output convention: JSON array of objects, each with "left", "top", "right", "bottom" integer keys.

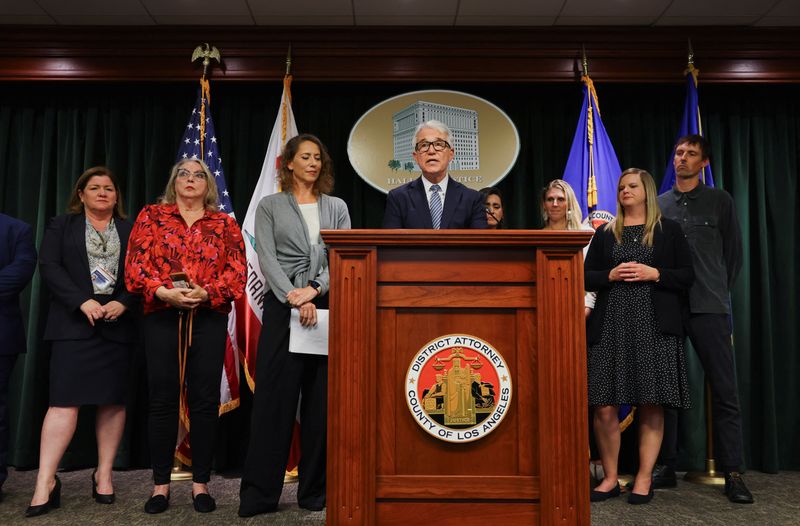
[
  {"left": 27, "top": 167, "right": 137, "bottom": 517},
  {"left": 584, "top": 168, "right": 694, "bottom": 505}
]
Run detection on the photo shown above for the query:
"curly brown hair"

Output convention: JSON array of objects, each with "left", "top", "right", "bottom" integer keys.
[
  {"left": 66, "top": 166, "right": 126, "bottom": 218},
  {"left": 278, "top": 134, "right": 334, "bottom": 195}
]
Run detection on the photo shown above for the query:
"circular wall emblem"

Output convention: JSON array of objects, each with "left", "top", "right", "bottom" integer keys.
[
  {"left": 348, "top": 90, "right": 520, "bottom": 194},
  {"left": 405, "top": 334, "right": 512, "bottom": 443}
]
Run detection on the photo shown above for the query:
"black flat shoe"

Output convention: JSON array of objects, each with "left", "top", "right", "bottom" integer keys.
[
  {"left": 192, "top": 492, "right": 216, "bottom": 513},
  {"left": 92, "top": 469, "right": 115, "bottom": 504},
  {"left": 628, "top": 487, "right": 655, "bottom": 505},
  {"left": 25, "top": 475, "right": 61, "bottom": 518},
  {"left": 590, "top": 482, "right": 620, "bottom": 502},
  {"left": 144, "top": 494, "right": 170, "bottom": 514}
]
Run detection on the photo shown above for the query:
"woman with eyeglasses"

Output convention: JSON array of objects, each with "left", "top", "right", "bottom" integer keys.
[{"left": 125, "top": 159, "right": 246, "bottom": 514}]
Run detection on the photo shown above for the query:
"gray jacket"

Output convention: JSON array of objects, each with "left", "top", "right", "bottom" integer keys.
[{"left": 254, "top": 191, "right": 350, "bottom": 303}]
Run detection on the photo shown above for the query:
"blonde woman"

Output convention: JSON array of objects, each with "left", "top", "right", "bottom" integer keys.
[
  {"left": 584, "top": 168, "right": 693, "bottom": 505},
  {"left": 540, "top": 178, "right": 583, "bottom": 231},
  {"left": 541, "top": 179, "right": 596, "bottom": 316}
]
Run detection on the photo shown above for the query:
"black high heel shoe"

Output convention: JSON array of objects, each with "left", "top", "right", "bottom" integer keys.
[
  {"left": 25, "top": 475, "right": 61, "bottom": 518},
  {"left": 92, "top": 469, "right": 115, "bottom": 504}
]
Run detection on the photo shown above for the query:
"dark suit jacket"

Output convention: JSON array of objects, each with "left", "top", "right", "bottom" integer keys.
[
  {"left": 0, "top": 214, "right": 37, "bottom": 355},
  {"left": 584, "top": 218, "right": 694, "bottom": 345},
  {"left": 39, "top": 213, "right": 137, "bottom": 343},
  {"left": 382, "top": 176, "right": 488, "bottom": 229}
]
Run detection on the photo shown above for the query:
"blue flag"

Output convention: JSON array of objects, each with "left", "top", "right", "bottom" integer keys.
[
  {"left": 660, "top": 65, "right": 714, "bottom": 193},
  {"left": 562, "top": 76, "right": 621, "bottom": 224},
  {"left": 562, "top": 75, "right": 633, "bottom": 431}
]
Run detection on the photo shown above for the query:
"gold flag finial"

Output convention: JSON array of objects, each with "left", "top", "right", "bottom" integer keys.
[
  {"left": 581, "top": 45, "right": 590, "bottom": 77},
  {"left": 191, "top": 43, "right": 221, "bottom": 78},
  {"left": 687, "top": 38, "right": 695, "bottom": 67},
  {"left": 285, "top": 44, "right": 292, "bottom": 76}
]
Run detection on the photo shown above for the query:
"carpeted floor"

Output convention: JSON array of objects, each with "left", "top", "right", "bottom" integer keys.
[
  {"left": 1, "top": 468, "right": 797, "bottom": 524},
  {"left": 1, "top": 468, "right": 324, "bottom": 525},
  {"left": 590, "top": 470, "right": 800, "bottom": 525}
]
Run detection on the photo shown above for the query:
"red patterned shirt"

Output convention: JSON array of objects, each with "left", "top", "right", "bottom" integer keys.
[{"left": 125, "top": 203, "right": 246, "bottom": 315}]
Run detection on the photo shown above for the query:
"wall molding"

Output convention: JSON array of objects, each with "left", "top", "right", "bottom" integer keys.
[{"left": 2, "top": 26, "right": 799, "bottom": 83}]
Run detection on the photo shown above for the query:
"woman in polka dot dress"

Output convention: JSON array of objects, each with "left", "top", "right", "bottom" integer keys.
[{"left": 584, "top": 168, "right": 694, "bottom": 505}]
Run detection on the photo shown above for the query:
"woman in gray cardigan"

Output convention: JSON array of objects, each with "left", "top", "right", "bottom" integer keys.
[{"left": 239, "top": 134, "right": 350, "bottom": 518}]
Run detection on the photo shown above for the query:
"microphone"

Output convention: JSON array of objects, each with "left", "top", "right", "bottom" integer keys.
[{"left": 484, "top": 207, "right": 499, "bottom": 222}]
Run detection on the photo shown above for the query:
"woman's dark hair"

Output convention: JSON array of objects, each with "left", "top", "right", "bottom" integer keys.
[
  {"left": 278, "top": 134, "right": 334, "bottom": 195},
  {"left": 479, "top": 186, "right": 503, "bottom": 200},
  {"left": 67, "top": 166, "right": 126, "bottom": 218}
]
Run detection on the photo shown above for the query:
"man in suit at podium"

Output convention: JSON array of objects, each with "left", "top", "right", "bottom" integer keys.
[
  {"left": 0, "top": 213, "right": 37, "bottom": 500},
  {"left": 383, "top": 120, "right": 487, "bottom": 229}
]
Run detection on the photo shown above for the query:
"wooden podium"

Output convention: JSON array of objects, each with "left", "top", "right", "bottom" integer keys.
[{"left": 322, "top": 230, "right": 592, "bottom": 526}]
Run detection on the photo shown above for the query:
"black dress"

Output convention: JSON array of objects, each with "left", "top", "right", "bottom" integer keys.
[{"left": 587, "top": 225, "right": 691, "bottom": 409}]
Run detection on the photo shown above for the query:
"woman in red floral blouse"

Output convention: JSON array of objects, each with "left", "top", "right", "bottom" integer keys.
[{"left": 125, "top": 159, "right": 245, "bottom": 515}]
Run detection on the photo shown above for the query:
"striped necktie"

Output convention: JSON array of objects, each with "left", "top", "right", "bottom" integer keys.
[{"left": 429, "top": 184, "right": 442, "bottom": 229}]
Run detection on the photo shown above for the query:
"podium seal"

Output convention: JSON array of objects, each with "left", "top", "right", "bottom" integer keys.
[{"left": 405, "top": 334, "right": 512, "bottom": 443}]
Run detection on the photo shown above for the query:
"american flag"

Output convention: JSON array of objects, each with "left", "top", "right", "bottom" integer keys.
[
  {"left": 176, "top": 90, "right": 233, "bottom": 217},
  {"left": 174, "top": 81, "right": 241, "bottom": 465}
]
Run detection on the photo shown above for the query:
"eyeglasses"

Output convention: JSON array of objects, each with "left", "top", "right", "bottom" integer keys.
[
  {"left": 177, "top": 169, "right": 207, "bottom": 179},
  {"left": 415, "top": 139, "right": 451, "bottom": 153}
]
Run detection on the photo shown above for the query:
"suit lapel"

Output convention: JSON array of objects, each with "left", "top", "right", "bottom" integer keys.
[
  {"left": 440, "top": 178, "right": 460, "bottom": 229},
  {"left": 72, "top": 213, "right": 90, "bottom": 272},
  {"left": 411, "top": 178, "right": 433, "bottom": 229},
  {"left": 114, "top": 218, "right": 131, "bottom": 294}
]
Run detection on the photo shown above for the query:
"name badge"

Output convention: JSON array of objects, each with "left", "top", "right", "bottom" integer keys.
[{"left": 91, "top": 265, "right": 116, "bottom": 289}]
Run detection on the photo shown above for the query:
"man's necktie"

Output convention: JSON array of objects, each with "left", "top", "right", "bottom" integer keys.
[{"left": 429, "top": 184, "right": 442, "bottom": 229}]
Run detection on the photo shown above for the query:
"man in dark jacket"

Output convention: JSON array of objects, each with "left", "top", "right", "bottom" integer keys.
[
  {"left": 656, "top": 135, "right": 753, "bottom": 504},
  {"left": 0, "top": 213, "right": 37, "bottom": 499}
]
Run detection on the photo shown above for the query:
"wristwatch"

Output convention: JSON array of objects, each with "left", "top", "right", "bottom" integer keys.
[{"left": 308, "top": 280, "right": 321, "bottom": 294}]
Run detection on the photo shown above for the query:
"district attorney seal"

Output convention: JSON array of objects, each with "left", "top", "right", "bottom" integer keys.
[{"left": 405, "top": 334, "right": 512, "bottom": 443}]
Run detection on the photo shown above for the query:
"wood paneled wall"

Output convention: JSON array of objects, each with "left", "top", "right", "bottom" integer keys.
[{"left": 2, "top": 26, "right": 800, "bottom": 83}]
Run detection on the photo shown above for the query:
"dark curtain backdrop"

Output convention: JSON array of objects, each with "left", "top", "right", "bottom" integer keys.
[{"left": 1, "top": 82, "right": 798, "bottom": 474}]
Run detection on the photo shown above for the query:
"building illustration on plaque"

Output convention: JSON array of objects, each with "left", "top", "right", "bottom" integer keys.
[
  {"left": 391, "top": 100, "right": 479, "bottom": 172},
  {"left": 421, "top": 350, "right": 496, "bottom": 427}
]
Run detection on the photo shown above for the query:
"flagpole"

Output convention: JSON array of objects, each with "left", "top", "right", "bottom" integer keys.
[
  {"left": 281, "top": 43, "right": 301, "bottom": 482},
  {"left": 685, "top": 40, "right": 709, "bottom": 186},
  {"left": 582, "top": 48, "right": 597, "bottom": 211},
  {"left": 683, "top": 37, "right": 723, "bottom": 489},
  {"left": 169, "top": 43, "right": 225, "bottom": 483}
]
